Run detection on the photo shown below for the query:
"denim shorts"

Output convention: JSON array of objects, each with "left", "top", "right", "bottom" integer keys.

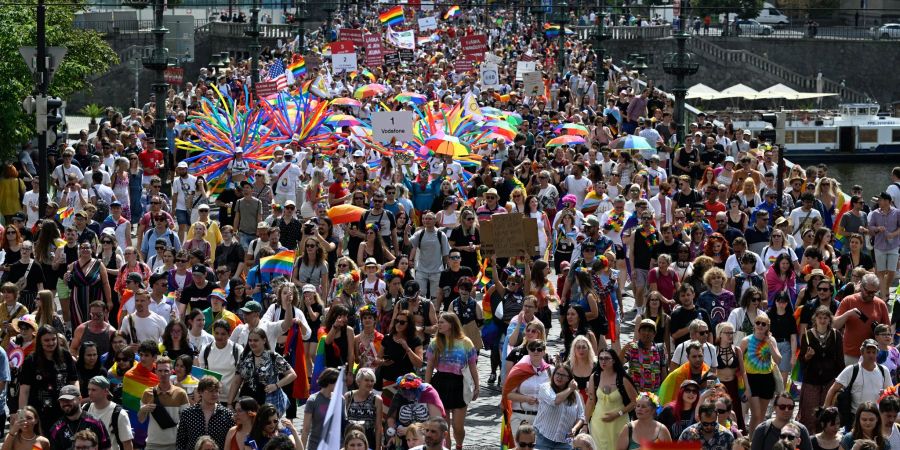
[{"left": 175, "top": 209, "right": 191, "bottom": 226}]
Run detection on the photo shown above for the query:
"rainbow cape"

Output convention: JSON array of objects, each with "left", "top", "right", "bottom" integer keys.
[
  {"left": 260, "top": 250, "right": 295, "bottom": 276},
  {"left": 287, "top": 55, "right": 306, "bottom": 79},
  {"left": 831, "top": 190, "right": 852, "bottom": 251},
  {"left": 657, "top": 361, "right": 710, "bottom": 405},
  {"left": 285, "top": 322, "right": 311, "bottom": 404},
  {"left": 501, "top": 357, "right": 550, "bottom": 449},
  {"left": 443, "top": 5, "right": 460, "bottom": 20},
  {"left": 379, "top": 6, "right": 404, "bottom": 26},
  {"left": 123, "top": 363, "right": 159, "bottom": 447}
]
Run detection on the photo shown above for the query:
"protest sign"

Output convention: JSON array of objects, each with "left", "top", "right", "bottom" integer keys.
[
  {"left": 515, "top": 60, "right": 536, "bottom": 81},
  {"left": 372, "top": 111, "right": 415, "bottom": 142},
  {"left": 522, "top": 71, "right": 544, "bottom": 97},
  {"left": 460, "top": 34, "right": 487, "bottom": 61},
  {"left": 481, "top": 214, "right": 539, "bottom": 258},
  {"left": 418, "top": 16, "right": 437, "bottom": 32},
  {"left": 480, "top": 63, "right": 499, "bottom": 88},
  {"left": 339, "top": 28, "right": 365, "bottom": 47}
]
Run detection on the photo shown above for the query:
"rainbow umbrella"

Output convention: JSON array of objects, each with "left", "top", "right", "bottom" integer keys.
[
  {"left": 556, "top": 123, "right": 589, "bottom": 136},
  {"left": 354, "top": 83, "right": 388, "bottom": 99},
  {"left": 327, "top": 204, "right": 367, "bottom": 225},
  {"left": 331, "top": 97, "right": 362, "bottom": 107},
  {"left": 394, "top": 92, "right": 428, "bottom": 105},
  {"left": 546, "top": 135, "right": 586, "bottom": 147},
  {"left": 609, "top": 135, "right": 654, "bottom": 151},
  {"left": 325, "top": 114, "right": 364, "bottom": 127},
  {"left": 424, "top": 134, "right": 469, "bottom": 157}
]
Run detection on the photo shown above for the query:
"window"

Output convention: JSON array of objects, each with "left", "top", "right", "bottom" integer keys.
[
  {"left": 892, "top": 129, "right": 900, "bottom": 143},
  {"left": 784, "top": 130, "right": 795, "bottom": 144},
  {"left": 818, "top": 130, "right": 837, "bottom": 143},
  {"left": 859, "top": 129, "right": 879, "bottom": 143},
  {"left": 796, "top": 130, "right": 816, "bottom": 144}
]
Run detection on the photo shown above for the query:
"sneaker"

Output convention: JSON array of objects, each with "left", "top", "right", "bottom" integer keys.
[{"left": 488, "top": 372, "right": 497, "bottom": 384}]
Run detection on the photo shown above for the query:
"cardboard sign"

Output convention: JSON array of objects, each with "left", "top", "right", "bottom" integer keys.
[
  {"left": 332, "top": 53, "right": 358, "bottom": 73},
  {"left": 399, "top": 48, "right": 415, "bottom": 62},
  {"left": 418, "top": 16, "right": 437, "bottom": 32},
  {"left": 480, "top": 62, "right": 499, "bottom": 87},
  {"left": 522, "top": 71, "right": 544, "bottom": 97},
  {"left": 305, "top": 54, "right": 321, "bottom": 71},
  {"left": 256, "top": 80, "right": 278, "bottom": 98},
  {"left": 515, "top": 60, "right": 536, "bottom": 81},
  {"left": 479, "top": 220, "right": 495, "bottom": 255},
  {"left": 364, "top": 33, "right": 384, "bottom": 66},
  {"left": 460, "top": 34, "right": 488, "bottom": 61},
  {"left": 384, "top": 52, "right": 400, "bottom": 66},
  {"left": 371, "top": 111, "right": 415, "bottom": 143},
  {"left": 484, "top": 52, "right": 503, "bottom": 64},
  {"left": 164, "top": 67, "right": 184, "bottom": 85},
  {"left": 454, "top": 58, "right": 473, "bottom": 73},
  {"left": 339, "top": 28, "right": 365, "bottom": 47},
  {"left": 483, "top": 213, "right": 539, "bottom": 258}
]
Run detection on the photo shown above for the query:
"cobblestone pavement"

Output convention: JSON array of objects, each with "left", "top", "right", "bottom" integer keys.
[{"left": 295, "top": 276, "right": 639, "bottom": 449}]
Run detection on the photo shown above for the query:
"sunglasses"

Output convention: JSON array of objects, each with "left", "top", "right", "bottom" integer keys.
[
  {"left": 395, "top": 320, "right": 407, "bottom": 325},
  {"left": 529, "top": 347, "right": 546, "bottom": 353},
  {"left": 449, "top": 255, "right": 462, "bottom": 260},
  {"left": 716, "top": 408, "right": 729, "bottom": 414},
  {"left": 817, "top": 286, "right": 832, "bottom": 292},
  {"left": 780, "top": 433, "right": 797, "bottom": 440},
  {"left": 518, "top": 444, "right": 536, "bottom": 449},
  {"left": 776, "top": 404, "right": 795, "bottom": 411},
  {"left": 756, "top": 321, "right": 770, "bottom": 327},
  {"left": 701, "top": 420, "right": 718, "bottom": 427}
]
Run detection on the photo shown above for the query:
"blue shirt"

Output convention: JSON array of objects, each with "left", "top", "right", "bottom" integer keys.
[
  {"left": 141, "top": 228, "right": 181, "bottom": 260},
  {"left": 0, "top": 346, "right": 9, "bottom": 414}
]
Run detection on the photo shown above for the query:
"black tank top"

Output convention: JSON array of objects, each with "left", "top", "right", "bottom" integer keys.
[{"left": 716, "top": 345, "right": 739, "bottom": 370}]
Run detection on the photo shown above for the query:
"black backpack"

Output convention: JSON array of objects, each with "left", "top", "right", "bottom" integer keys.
[
  {"left": 92, "top": 186, "right": 110, "bottom": 222},
  {"left": 203, "top": 342, "right": 240, "bottom": 369},
  {"left": 83, "top": 402, "right": 124, "bottom": 450},
  {"left": 837, "top": 363, "right": 889, "bottom": 427}
]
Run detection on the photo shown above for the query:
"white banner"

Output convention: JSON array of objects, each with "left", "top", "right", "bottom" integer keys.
[
  {"left": 515, "top": 61, "right": 536, "bottom": 81},
  {"left": 418, "top": 16, "right": 437, "bottom": 32},
  {"left": 387, "top": 26, "right": 416, "bottom": 50},
  {"left": 523, "top": 71, "right": 544, "bottom": 97},
  {"left": 372, "top": 111, "right": 415, "bottom": 143},
  {"left": 332, "top": 53, "right": 358, "bottom": 73},
  {"left": 480, "top": 63, "right": 499, "bottom": 88}
]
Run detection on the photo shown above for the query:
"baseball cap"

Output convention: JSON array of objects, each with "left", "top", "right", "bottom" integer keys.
[
  {"left": 284, "top": 149, "right": 295, "bottom": 157},
  {"left": 285, "top": 200, "right": 296, "bottom": 207},
  {"left": 364, "top": 257, "right": 378, "bottom": 266},
  {"left": 639, "top": 319, "right": 658, "bottom": 331},
  {"left": 209, "top": 288, "right": 227, "bottom": 302},
  {"left": 257, "top": 221, "right": 270, "bottom": 230},
  {"left": 353, "top": 150, "right": 365, "bottom": 157},
  {"left": 110, "top": 200, "right": 122, "bottom": 207},
  {"left": 59, "top": 385, "right": 80, "bottom": 400},
  {"left": 240, "top": 301, "right": 263, "bottom": 314},
  {"left": 403, "top": 280, "right": 420, "bottom": 297},
  {"left": 198, "top": 203, "right": 210, "bottom": 211},
  {"left": 192, "top": 264, "right": 206, "bottom": 274},
  {"left": 177, "top": 161, "right": 188, "bottom": 169},
  {"left": 861, "top": 338, "right": 879, "bottom": 350},
  {"left": 126, "top": 272, "right": 144, "bottom": 286},
  {"left": 302, "top": 284, "right": 316, "bottom": 294},
  {"left": 584, "top": 215, "right": 600, "bottom": 227},
  {"left": 89, "top": 375, "right": 111, "bottom": 390},
  {"left": 235, "top": 147, "right": 244, "bottom": 154}
]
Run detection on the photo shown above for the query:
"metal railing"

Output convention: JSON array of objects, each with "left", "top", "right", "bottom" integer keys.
[
  {"left": 75, "top": 18, "right": 207, "bottom": 33},
  {"left": 689, "top": 24, "right": 886, "bottom": 41},
  {"left": 197, "top": 22, "right": 300, "bottom": 39},
  {"left": 685, "top": 37, "right": 870, "bottom": 103},
  {"left": 569, "top": 25, "right": 672, "bottom": 40}
]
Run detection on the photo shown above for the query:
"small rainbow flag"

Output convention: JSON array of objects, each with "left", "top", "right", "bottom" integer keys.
[
  {"left": 287, "top": 55, "right": 306, "bottom": 79},
  {"left": 443, "top": 5, "right": 460, "bottom": 20},
  {"left": 260, "top": 250, "right": 295, "bottom": 277},
  {"left": 349, "top": 69, "right": 375, "bottom": 82},
  {"left": 379, "top": 6, "right": 405, "bottom": 27},
  {"left": 123, "top": 363, "right": 159, "bottom": 447},
  {"left": 57, "top": 207, "right": 74, "bottom": 220}
]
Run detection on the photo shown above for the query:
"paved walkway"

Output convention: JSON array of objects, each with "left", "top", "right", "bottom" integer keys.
[{"left": 295, "top": 276, "right": 639, "bottom": 449}]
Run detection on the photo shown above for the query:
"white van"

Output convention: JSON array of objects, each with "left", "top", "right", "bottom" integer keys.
[{"left": 720, "top": 3, "right": 790, "bottom": 26}]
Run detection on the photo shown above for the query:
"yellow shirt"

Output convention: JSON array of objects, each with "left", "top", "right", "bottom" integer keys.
[{"left": 188, "top": 219, "right": 223, "bottom": 262}]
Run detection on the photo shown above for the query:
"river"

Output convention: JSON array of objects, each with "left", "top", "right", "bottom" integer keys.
[{"left": 814, "top": 162, "right": 893, "bottom": 200}]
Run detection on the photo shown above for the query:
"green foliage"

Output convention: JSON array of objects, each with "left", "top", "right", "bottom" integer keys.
[
  {"left": 0, "top": 0, "right": 118, "bottom": 159},
  {"left": 79, "top": 103, "right": 104, "bottom": 119}
]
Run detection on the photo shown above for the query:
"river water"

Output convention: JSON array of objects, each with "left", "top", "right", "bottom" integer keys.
[{"left": 815, "top": 163, "right": 893, "bottom": 199}]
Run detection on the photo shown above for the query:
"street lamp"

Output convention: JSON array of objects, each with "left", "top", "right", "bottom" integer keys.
[
  {"left": 662, "top": 1, "right": 699, "bottom": 149},
  {"left": 555, "top": 0, "right": 568, "bottom": 74},
  {"left": 245, "top": 0, "right": 261, "bottom": 96},
  {"left": 295, "top": 0, "right": 307, "bottom": 53},
  {"left": 127, "top": 0, "right": 170, "bottom": 193},
  {"left": 594, "top": 0, "right": 611, "bottom": 106},
  {"left": 323, "top": 1, "right": 337, "bottom": 42}
]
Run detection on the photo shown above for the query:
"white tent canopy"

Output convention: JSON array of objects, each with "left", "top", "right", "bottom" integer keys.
[
  {"left": 715, "top": 83, "right": 759, "bottom": 99},
  {"left": 696, "top": 82, "right": 838, "bottom": 100},
  {"left": 686, "top": 83, "right": 721, "bottom": 100}
]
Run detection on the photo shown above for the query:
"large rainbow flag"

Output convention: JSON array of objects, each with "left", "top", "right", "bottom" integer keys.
[
  {"left": 379, "top": 6, "right": 404, "bottom": 27},
  {"left": 310, "top": 327, "right": 330, "bottom": 394},
  {"left": 500, "top": 357, "right": 550, "bottom": 449},
  {"left": 831, "top": 191, "right": 852, "bottom": 251},
  {"left": 657, "top": 361, "right": 710, "bottom": 405},
  {"left": 443, "top": 5, "right": 460, "bottom": 20},
  {"left": 123, "top": 363, "right": 159, "bottom": 447},
  {"left": 260, "top": 250, "right": 295, "bottom": 277},
  {"left": 286, "top": 322, "right": 311, "bottom": 404},
  {"left": 287, "top": 55, "right": 306, "bottom": 79}
]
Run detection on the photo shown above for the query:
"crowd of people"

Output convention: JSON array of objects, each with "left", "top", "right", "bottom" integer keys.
[{"left": 2, "top": 2, "right": 900, "bottom": 450}]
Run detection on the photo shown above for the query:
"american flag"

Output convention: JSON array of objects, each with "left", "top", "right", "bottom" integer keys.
[{"left": 267, "top": 58, "right": 288, "bottom": 91}]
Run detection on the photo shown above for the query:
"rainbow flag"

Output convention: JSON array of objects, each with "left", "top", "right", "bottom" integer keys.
[
  {"left": 379, "top": 6, "right": 405, "bottom": 27},
  {"left": 286, "top": 323, "right": 311, "bottom": 404},
  {"left": 310, "top": 328, "right": 329, "bottom": 394},
  {"left": 658, "top": 362, "right": 710, "bottom": 405},
  {"left": 54, "top": 238, "right": 67, "bottom": 248},
  {"left": 260, "top": 250, "right": 295, "bottom": 276},
  {"left": 832, "top": 191, "right": 852, "bottom": 251},
  {"left": 501, "top": 359, "right": 548, "bottom": 449},
  {"left": 287, "top": 55, "right": 306, "bottom": 79},
  {"left": 57, "top": 207, "right": 74, "bottom": 220},
  {"left": 123, "top": 363, "right": 159, "bottom": 447},
  {"left": 443, "top": 5, "right": 460, "bottom": 20}
]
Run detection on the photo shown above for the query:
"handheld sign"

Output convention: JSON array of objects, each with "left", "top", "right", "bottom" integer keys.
[
  {"left": 480, "top": 63, "right": 499, "bottom": 88},
  {"left": 372, "top": 111, "right": 415, "bottom": 143},
  {"left": 522, "top": 71, "right": 544, "bottom": 97}
]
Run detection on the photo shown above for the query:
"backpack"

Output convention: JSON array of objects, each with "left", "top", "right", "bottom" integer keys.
[
  {"left": 145, "top": 228, "right": 176, "bottom": 249},
  {"left": 837, "top": 363, "right": 889, "bottom": 427},
  {"left": 92, "top": 186, "right": 110, "bottom": 222},
  {"left": 83, "top": 402, "right": 125, "bottom": 450},
  {"left": 203, "top": 342, "right": 240, "bottom": 370}
]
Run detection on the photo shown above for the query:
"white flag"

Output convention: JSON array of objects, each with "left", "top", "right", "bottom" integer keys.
[
  {"left": 320, "top": 365, "right": 346, "bottom": 449},
  {"left": 387, "top": 26, "right": 416, "bottom": 50}
]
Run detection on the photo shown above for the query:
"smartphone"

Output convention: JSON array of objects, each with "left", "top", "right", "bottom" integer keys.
[{"left": 17, "top": 409, "right": 25, "bottom": 421}]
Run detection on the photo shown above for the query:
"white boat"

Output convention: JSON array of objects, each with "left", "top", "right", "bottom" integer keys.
[{"left": 725, "top": 104, "right": 900, "bottom": 162}]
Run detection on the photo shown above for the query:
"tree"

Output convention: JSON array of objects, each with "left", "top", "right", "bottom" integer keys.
[{"left": 0, "top": 0, "right": 118, "bottom": 160}]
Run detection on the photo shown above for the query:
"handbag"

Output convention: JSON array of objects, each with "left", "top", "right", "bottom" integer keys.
[
  {"left": 151, "top": 388, "right": 178, "bottom": 429},
  {"left": 14, "top": 261, "right": 33, "bottom": 292}
]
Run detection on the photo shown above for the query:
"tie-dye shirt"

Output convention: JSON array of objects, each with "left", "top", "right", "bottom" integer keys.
[{"left": 426, "top": 338, "right": 478, "bottom": 375}]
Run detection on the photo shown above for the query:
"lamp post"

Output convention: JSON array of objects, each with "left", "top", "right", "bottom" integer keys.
[
  {"left": 556, "top": 0, "right": 568, "bottom": 74},
  {"left": 594, "top": 0, "right": 611, "bottom": 106},
  {"left": 323, "top": 1, "right": 336, "bottom": 42},
  {"left": 245, "top": 0, "right": 260, "bottom": 96},
  {"left": 295, "top": 0, "right": 306, "bottom": 53},
  {"left": 662, "top": 1, "right": 699, "bottom": 149},
  {"left": 128, "top": 0, "right": 171, "bottom": 193}
]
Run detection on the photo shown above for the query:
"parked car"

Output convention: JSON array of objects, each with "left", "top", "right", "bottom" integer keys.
[
  {"left": 735, "top": 19, "right": 775, "bottom": 35},
  {"left": 870, "top": 23, "right": 900, "bottom": 40}
]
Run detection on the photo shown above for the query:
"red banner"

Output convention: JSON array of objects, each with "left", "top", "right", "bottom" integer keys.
[
  {"left": 330, "top": 40, "right": 355, "bottom": 55},
  {"left": 460, "top": 34, "right": 488, "bottom": 62},
  {"left": 364, "top": 34, "right": 385, "bottom": 67},
  {"left": 164, "top": 67, "right": 184, "bottom": 85},
  {"left": 339, "top": 28, "right": 365, "bottom": 47},
  {"left": 256, "top": 80, "right": 277, "bottom": 98}
]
